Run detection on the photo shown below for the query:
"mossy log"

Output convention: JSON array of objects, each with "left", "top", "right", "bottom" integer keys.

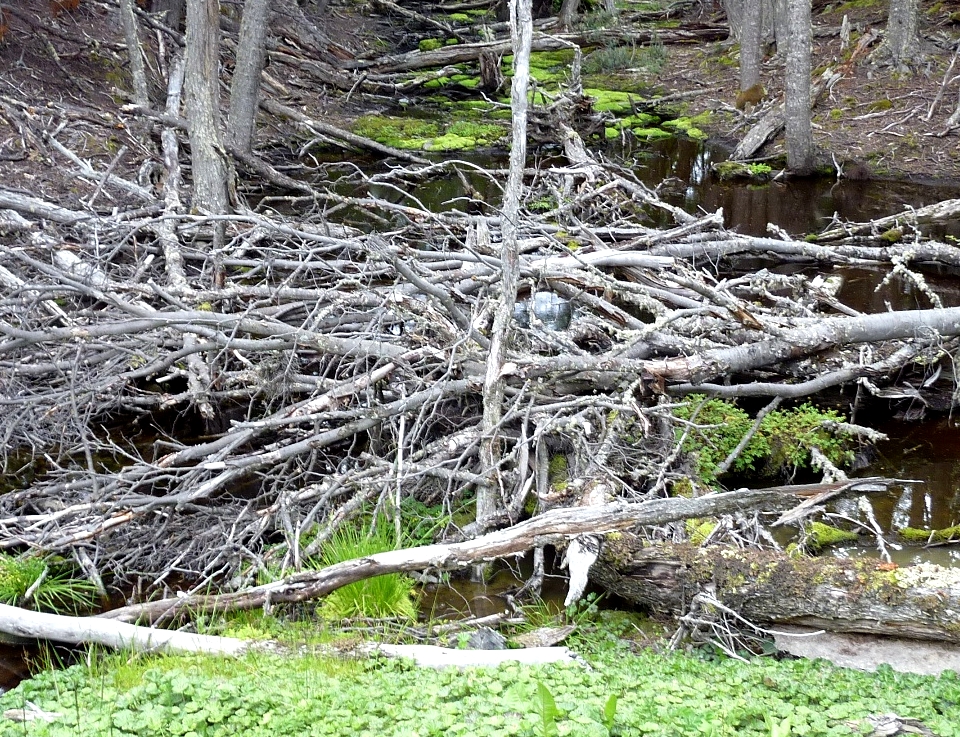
[{"left": 593, "top": 536, "right": 960, "bottom": 643}]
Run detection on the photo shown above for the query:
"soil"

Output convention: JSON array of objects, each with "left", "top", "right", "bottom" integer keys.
[{"left": 1, "top": 0, "right": 960, "bottom": 201}]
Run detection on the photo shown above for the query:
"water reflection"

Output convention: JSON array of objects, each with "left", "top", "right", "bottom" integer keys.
[
  {"left": 829, "top": 417, "right": 960, "bottom": 565},
  {"left": 620, "top": 138, "right": 960, "bottom": 239}
]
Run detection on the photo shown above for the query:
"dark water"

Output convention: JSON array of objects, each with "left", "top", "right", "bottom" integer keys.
[
  {"left": 823, "top": 417, "right": 960, "bottom": 567},
  {"left": 621, "top": 137, "right": 960, "bottom": 240}
]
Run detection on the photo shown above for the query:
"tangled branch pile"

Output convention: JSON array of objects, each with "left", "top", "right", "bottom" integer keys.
[
  {"left": 3, "top": 0, "right": 960, "bottom": 603},
  {"left": 3, "top": 130, "right": 960, "bottom": 596}
]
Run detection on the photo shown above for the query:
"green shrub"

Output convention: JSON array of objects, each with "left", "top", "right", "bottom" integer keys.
[{"left": 672, "top": 397, "right": 857, "bottom": 485}]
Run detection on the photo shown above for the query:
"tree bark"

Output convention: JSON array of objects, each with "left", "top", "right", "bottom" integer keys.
[
  {"left": 639, "top": 304, "right": 960, "bottom": 384},
  {"left": 0, "top": 603, "right": 250, "bottom": 655},
  {"left": 119, "top": 0, "right": 150, "bottom": 106},
  {"left": 100, "top": 487, "right": 801, "bottom": 623},
  {"left": 557, "top": 0, "right": 577, "bottom": 31},
  {"left": 593, "top": 539, "right": 960, "bottom": 644},
  {"left": 783, "top": 0, "right": 813, "bottom": 174},
  {"left": 184, "top": 0, "right": 230, "bottom": 220},
  {"left": 739, "top": 0, "right": 763, "bottom": 92},
  {"left": 0, "top": 604, "right": 579, "bottom": 667},
  {"left": 226, "top": 0, "right": 272, "bottom": 154},
  {"left": 479, "top": 0, "right": 531, "bottom": 530},
  {"left": 154, "top": 0, "right": 186, "bottom": 32},
  {"left": 883, "top": 0, "right": 921, "bottom": 72}
]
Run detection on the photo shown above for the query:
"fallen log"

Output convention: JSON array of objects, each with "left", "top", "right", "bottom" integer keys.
[
  {"left": 0, "top": 603, "right": 250, "bottom": 655},
  {"left": 349, "top": 28, "right": 728, "bottom": 74},
  {"left": 592, "top": 537, "right": 960, "bottom": 644},
  {"left": 99, "top": 486, "right": 802, "bottom": 623}
]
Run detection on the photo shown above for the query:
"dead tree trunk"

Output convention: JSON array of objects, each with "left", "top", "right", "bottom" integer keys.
[
  {"left": 783, "top": 0, "right": 813, "bottom": 173},
  {"left": 593, "top": 539, "right": 960, "bottom": 644},
  {"left": 226, "top": 0, "right": 272, "bottom": 153},
  {"left": 119, "top": 0, "right": 150, "bottom": 106},
  {"left": 479, "top": 0, "right": 531, "bottom": 529},
  {"left": 184, "top": 0, "right": 230, "bottom": 221},
  {"left": 882, "top": 0, "right": 921, "bottom": 72},
  {"left": 739, "top": 0, "right": 763, "bottom": 94}
]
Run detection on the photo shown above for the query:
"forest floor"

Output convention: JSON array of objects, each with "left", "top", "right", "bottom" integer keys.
[{"left": 1, "top": 0, "right": 960, "bottom": 199}]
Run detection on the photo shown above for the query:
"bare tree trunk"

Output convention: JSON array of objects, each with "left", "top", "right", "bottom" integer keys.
[
  {"left": 226, "top": 0, "right": 272, "bottom": 153},
  {"left": 723, "top": 0, "right": 745, "bottom": 40},
  {"left": 184, "top": 0, "right": 230, "bottom": 221},
  {"left": 120, "top": 0, "right": 150, "bottom": 106},
  {"left": 558, "top": 0, "right": 577, "bottom": 32},
  {"left": 783, "top": 0, "right": 814, "bottom": 174},
  {"left": 772, "top": 0, "right": 788, "bottom": 51},
  {"left": 726, "top": 0, "right": 776, "bottom": 55},
  {"left": 883, "top": 0, "right": 921, "bottom": 72},
  {"left": 739, "top": 0, "right": 762, "bottom": 92},
  {"left": 478, "top": 0, "right": 532, "bottom": 530}
]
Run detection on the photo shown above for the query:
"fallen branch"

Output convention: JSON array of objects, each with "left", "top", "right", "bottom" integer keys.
[{"left": 100, "top": 486, "right": 802, "bottom": 623}]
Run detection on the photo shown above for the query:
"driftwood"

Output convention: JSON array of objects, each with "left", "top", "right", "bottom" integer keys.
[
  {"left": 0, "top": 603, "right": 579, "bottom": 668},
  {"left": 593, "top": 538, "right": 960, "bottom": 644},
  {"left": 0, "top": 603, "right": 251, "bottom": 655}
]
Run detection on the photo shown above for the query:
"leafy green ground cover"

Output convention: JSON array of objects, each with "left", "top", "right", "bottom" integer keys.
[{"left": 2, "top": 638, "right": 958, "bottom": 737}]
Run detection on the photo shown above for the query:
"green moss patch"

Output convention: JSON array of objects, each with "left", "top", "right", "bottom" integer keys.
[
  {"left": 631, "top": 126, "right": 673, "bottom": 140},
  {"left": 584, "top": 88, "right": 637, "bottom": 114},
  {"left": 899, "top": 525, "right": 960, "bottom": 544},
  {"left": 351, "top": 115, "right": 440, "bottom": 149},
  {"left": 712, "top": 161, "right": 772, "bottom": 182},
  {"left": 803, "top": 521, "right": 859, "bottom": 551},
  {"left": 661, "top": 116, "right": 708, "bottom": 140},
  {"left": 352, "top": 114, "right": 505, "bottom": 151}
]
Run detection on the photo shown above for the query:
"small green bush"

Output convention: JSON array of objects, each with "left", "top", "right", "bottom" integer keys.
[{"left": 672, "top": 397, "right": 857, "bottom": 484}]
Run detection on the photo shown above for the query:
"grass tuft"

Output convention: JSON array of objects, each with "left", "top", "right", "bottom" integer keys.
[
  {"left": 0, "top": 554, "right": 97, "bottom": 613},
  {"left": 312, "top": 519, "right": 417, "bottom": 621}
]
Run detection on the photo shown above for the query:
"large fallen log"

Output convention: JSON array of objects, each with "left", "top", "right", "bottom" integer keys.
[
  {"left": 99, "top": 486, "right": 802, "bottom": 624},
  {"left": 0, "top": 604, "right": 581, "bottom": 668},
  {"left": 592, "top": 536, "right": 960, "bottom": 644}
]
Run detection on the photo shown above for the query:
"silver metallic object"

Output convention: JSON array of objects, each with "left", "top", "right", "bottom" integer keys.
[{"left": 513, "top": 291, "right": 572, "bottom": 331}]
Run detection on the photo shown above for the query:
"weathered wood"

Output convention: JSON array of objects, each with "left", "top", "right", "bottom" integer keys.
[
  {"left": 593, "top": 538, "right": 960, "bottom": 643},
  {"left": 0, "top": 603, "right": 579, "bottom": 668},
  {"left": 0, "top": 603, "right": 251, "bottom": 655},
  {"left": 99, "top": 487, "right": 800, "bottom": 623},
  {"left": 350, "top": 28, "right": 727, "bottom": 74}
]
